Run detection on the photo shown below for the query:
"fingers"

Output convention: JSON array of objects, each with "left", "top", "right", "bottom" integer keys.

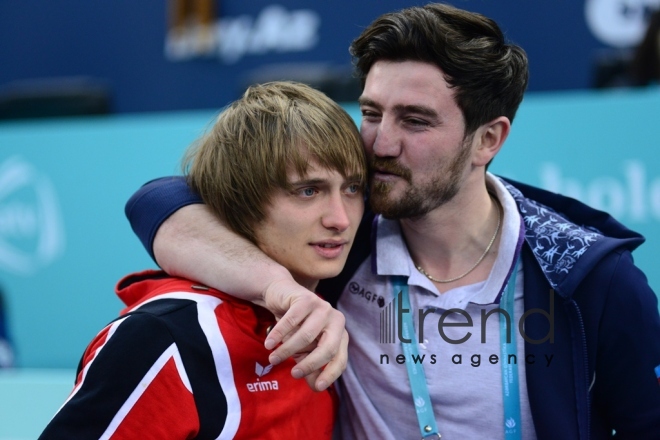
[
  {"left": 312, "top": 330, "right": 349, "bottom": 391},
  {"left": 262, "top": 279, "right": 336, "bottom": 355},
  {"left": 267, "top": 302, "right": 343, "bottom": 368},
  {"left": 292, "top": 330, "right": 349, "bottom": 392},
  {"left": 290, "top": 352, "right": 322, "bottom": 390},
  {"left": 262, "top": 279, "right": 317, "bottom": 349},
  {"left": 303, "top": 371, "right": 322, "bottom": 391},
  {"left": 285, "top": 312, "right": 346, "bottom": 380},
  {"left": 260, "top": 277, "right": 349, "bottom": 391}
]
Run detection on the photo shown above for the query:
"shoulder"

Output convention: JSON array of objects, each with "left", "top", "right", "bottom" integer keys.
[
  {"left": 85, "top": 308, "right": 180, "bottom": 369},
  {"left": 88, "top": 293, "right": 224, "bottom": 369},
  {"left": 500, "top": 176, "right": 646, "bottom": 298},
  {"left": 586, "top": 249, "right": 657, "bottom": 313},
  {"left": 128, "top": 293, "right": 220, "bottom": 317},
  {"left": 499, "top": 176, "right": 644, "bottom": 246}
]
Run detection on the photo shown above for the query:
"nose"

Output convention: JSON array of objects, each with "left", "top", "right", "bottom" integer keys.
[
  {"left": 371, "top": 118, "right": 401, "bottom": 158},
  {"left": 322, "top": 192, "right": 351, "bottom": 232}
]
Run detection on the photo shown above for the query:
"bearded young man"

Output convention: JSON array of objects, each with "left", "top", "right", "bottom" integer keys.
[{"left": 124, "top": 4, "right": 660, "bottom": 439}]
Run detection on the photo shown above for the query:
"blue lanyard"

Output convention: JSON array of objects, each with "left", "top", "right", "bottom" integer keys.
[
  {"left": 500, "top": 257, "right": 521, "bottom": 440},
  {"left": 393, "top": 276, "right": 439, "bottom": 439},
  {"left": 392, "top": 256, "right": 521, "bottom": 440}
]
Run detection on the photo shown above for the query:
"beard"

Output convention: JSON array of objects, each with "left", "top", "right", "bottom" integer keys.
[{"left": 369, "top": 136, "right": 473, "bottom": 219}]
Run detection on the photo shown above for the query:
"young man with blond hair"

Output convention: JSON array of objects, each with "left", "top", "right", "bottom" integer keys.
[{"left": 40, "top": 81, "right": 366, "bottom": 439}]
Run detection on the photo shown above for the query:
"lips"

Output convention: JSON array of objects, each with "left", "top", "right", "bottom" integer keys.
[
  {"left": 372, "top": 169, "right": 401, "bottom": 182},
  {"left": 374, "top": 167, "right": 399, "bottom": 176},
  {"left": 310, "top": 240, "right": 348, "bottom": 258},
  {"left": 370, "top": 158, "right": 411, "bottom": 182}
]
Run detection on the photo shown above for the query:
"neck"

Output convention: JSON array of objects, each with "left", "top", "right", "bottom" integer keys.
[
  {"left": 293, "top": 276, "right": 318, "bottom": 292},
  {"left": 400, "top": 177, "right": 501, "bottom": 288}
]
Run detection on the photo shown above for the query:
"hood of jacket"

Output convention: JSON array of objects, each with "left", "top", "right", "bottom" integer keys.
[
  {"left": 114, "top": 270, "right": 183, "bottom": 309},
  {"left": 500, "top": 177, "right": 645, "bottom": 299}
]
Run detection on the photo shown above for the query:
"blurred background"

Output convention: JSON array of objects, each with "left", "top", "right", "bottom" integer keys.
[{"left": 1, "top": 0, "right": 660, "bottom": 437}]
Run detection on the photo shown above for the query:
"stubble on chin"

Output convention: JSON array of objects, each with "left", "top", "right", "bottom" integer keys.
[
  {"left": 369, "top": 178, "right": 451, "bottom": 220},
  {"left": 368, "top": 138, "right": 472, "bottom": 220},
  {"left": 368, "top": 157, "right": 415, "bottom": 219},
  {"left": 369, "top": 180, "right": 396, "bottom": 218}
]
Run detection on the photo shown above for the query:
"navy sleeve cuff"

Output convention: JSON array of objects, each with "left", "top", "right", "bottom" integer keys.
[{"left": 124, "top": 176, "right": 203, "bottom": 263}]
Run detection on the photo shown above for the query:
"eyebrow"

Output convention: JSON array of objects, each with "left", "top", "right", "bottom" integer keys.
[
  {"left": 289, "top": 174, "right": 365, "bottom": 187},
  {"left": 358, "top": 97, "right": 439, "bottom": 120},
  {"left": 357, "top": 97, "right": 379, "bottom": 109},
  {"left": 290, "top": 178, "right": 326, "bottom": 186}
]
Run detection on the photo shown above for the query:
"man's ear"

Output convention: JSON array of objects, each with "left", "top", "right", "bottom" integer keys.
[{"left": 471, "top": 116, "right": 511, "bottom": 167}]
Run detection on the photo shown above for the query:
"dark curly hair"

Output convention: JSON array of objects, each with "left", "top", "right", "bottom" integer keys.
[{"left": 350, "top": 3, "right": 529, "bottom": 135}]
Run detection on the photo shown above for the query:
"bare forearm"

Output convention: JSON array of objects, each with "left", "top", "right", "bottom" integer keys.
[
  {"left": 153, "top": 204, "right": 292, "bottom": 308},
  {"left": 152, "top": 203, "right": 348, "bottom": 390}
]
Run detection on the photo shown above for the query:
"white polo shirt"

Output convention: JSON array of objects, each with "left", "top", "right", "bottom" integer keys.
[{"left": 336, "top": 174, "right": 538, "bottom": 440}]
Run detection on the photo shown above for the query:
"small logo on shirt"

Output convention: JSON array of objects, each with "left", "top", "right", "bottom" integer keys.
[
  {"left": 247, "top": 362, "right": 279, "bottom": 392},
  {"left": 255, "top": 362, "right": 273, "bottom": 378},
  {"left": 505, "top": 417, "right": 517, "bottom": 429},
  {"left": 348, "top": 282, "right": 385, "bottom": 307}
]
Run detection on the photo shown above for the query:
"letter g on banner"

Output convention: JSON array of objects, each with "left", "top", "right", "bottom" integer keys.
[{"left": 0, "top": 156, "right": 65, "bottom": 275}]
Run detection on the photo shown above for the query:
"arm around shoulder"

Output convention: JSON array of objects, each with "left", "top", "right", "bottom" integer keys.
[
  {"left": 154, "top": 202, "right": 298, "bottom": 308},
  {"left": 125, "top": 177, "right": 349, "bottom": 390},
  {"left": 125, "top": 176, "right": 289, "bottom": 306},
  {"left": 125, "top": 176, "right": 203, "bottom": 262}
]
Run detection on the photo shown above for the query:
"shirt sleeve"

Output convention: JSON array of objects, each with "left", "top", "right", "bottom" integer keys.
[
  {"left": 124, "top": 176, "right": 203, "bottom": 263},
  {"left": 38, "top": 313, "right": 199, "bottom": 440}
]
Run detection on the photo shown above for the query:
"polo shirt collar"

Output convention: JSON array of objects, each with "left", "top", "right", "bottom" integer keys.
[{"left": 371, "top": 173, "right": 524, "bottom": 305}]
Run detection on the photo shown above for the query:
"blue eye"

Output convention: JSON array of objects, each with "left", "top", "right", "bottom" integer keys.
[{"left": 300, "top": 188, "right": 316, "bottom": 197}]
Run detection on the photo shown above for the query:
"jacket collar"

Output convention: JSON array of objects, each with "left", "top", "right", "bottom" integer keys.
[{"left": 501, "top": 178, "right": 644, "bottom": 298}]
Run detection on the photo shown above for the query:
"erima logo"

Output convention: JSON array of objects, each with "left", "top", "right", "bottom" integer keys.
[
  {"left": 255, "top": 362, "right": 273, "bottom": 377},
  {"left": 0, "top": 156, "right": 65, "bottom": 275},
  {"left": 247, "top": 362, "right": 279, "bottom": 392}
]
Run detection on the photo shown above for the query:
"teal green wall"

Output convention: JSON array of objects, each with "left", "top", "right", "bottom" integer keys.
[
  {"left": 1, "top": 88, "right": 659, "bottom": 369},
  {"left": 0, "top": 111, "right": 219, "bottom": 368},
  {"left": 0, "top": 369, "right": 75, "bottom": 439}
]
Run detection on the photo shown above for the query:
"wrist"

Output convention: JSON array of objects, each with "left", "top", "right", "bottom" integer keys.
[{"left": 257, "top": 266, "right": 296, "bottom": 309}]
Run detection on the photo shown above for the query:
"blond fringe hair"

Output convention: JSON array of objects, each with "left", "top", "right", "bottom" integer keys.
[{"left": 183, "top": 81, "right": 367, "bottom": 243}]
